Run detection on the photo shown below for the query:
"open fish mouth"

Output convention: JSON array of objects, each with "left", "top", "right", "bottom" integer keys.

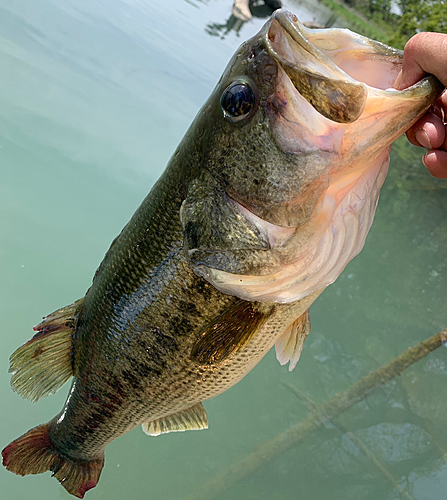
[
  {"left": 263, "top": 9, "right": 442, "bottom": 125},
  {"left": 191, "top": 11, "right": 444, "bottom": 304}
]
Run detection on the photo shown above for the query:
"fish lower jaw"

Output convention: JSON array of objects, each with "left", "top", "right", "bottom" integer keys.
[{"left": 197, "top": 155, "right": 389, "bottom": 304}]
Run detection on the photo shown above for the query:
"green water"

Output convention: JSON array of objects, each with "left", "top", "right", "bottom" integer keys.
[{"left": 0, "top": 1, "right": 446, "bottom": 499}]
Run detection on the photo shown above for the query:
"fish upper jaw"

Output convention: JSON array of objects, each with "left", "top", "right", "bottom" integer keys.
[
  {"left": 262, "top": 9, "right": 444, "bottom": 161},
  {"left": 265, "top": 11, "right": 368, "bottom": 124}
]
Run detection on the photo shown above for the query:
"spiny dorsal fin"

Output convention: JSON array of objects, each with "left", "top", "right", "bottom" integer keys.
[
  {"left": 275, "top": 309, "right": 311, "bottom": 372},
  {"left": 9, "top": 298, "right": 84, "bottom": 402},
  {"left": 191, "top": 300, "right": 270, "bottom": 364},
  {"left": 142, "top": 403, "right": 208, "bottom": 436}
]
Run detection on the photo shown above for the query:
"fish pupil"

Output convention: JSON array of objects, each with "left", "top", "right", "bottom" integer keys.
[{"left": 221, "top": 82, "right": 255, "bottom": 122}]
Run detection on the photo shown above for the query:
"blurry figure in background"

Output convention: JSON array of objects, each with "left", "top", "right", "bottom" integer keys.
[
  {"left": 207, "top": 0, "right": 336, "bottom": 39},
  {"left": 207, "top": 0, "right": 281, "bottom": 38},
  {"left": 395, "top": 32, "right": 447, "bottom": 179},
  {"left": 232, "top": 0, "right": 255, "bottom": 22},
  {"left": 232, "top": 0, "right": 282, "bottom": 21}
]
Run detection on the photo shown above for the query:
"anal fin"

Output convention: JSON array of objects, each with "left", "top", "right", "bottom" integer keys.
[
  {"left": 275, "top": 309, "right": 311, "bottom": 372},
  {"left": 9, "top": 298, "right": 84, "bottom": 402},
  {"left": 142, "top": 403, "right": 208, "bottom": 437}
]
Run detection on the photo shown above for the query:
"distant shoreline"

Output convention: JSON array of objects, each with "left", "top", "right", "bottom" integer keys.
[{"left": 317, "top": 0, "right": 393, "bottom": 44}]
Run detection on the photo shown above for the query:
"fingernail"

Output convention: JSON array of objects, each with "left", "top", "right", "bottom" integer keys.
[
  {"left": 422, "top": 151, "right": 435, "bottom": 173},
  {"left": 415, "top": 129, "right": 433, "bottom": 150}
]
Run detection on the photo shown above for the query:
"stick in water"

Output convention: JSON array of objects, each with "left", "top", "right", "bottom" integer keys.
[{"left": 186, "top": 329, "right": 447, "bottom": 500}]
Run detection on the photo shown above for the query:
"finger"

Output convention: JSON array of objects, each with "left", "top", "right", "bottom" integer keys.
[
  {"left": 394, "top": 32, "right": 447, "bottom": 89},
  {"left": 406, "top": 113, "right": 446, "bottom": 149},
  {"left": 423, "top": 150, "right": 447, "bottom": 178},
  {"left": 431, "top": 90, "right": 447, "bottom": 123}
]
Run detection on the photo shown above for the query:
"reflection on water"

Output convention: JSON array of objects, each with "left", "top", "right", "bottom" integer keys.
[
  {"left": 0, "top": 1, "right": 446, "bottom": 499},
  {"left": 206, "top": 0, "right": 337, "bottom": 38},
  {"left": 206, "top": 13, "right": 247, "bottom": 38},
  {"left": 205, "top": 4, "right": 276, "bottom": 38},
  {"left": 206, "top": 0, "right": 282, "bottom": 38}
]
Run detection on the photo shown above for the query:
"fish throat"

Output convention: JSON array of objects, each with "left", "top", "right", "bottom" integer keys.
[{"left": 196, "top": 151, "right": 388, "bottom": 303}]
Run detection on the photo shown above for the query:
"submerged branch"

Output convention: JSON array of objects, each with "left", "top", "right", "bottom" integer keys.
[
  {"left": 282, "top": 382, "right": 417, "bottom": 500},
  {"left": 187, "top": 329, "right": 447, "bottom": 500}
]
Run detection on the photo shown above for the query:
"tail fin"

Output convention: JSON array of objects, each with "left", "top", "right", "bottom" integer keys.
[
  {"left": 9, "top": 298, "right": 84, "bottom": 402},
  {"left": 2, "top": 422, "right": 104, "bottom": 498}
]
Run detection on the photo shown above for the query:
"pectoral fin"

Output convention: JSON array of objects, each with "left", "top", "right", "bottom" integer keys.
[
  {"left": 142, "top": 403, "right": 208, "bottom": 436},
  {"left": 191, "top": 300, "right": 271, "bottom": 364},
  {"left": 275, "top": 309, "right": 311, "bottom": 372}
]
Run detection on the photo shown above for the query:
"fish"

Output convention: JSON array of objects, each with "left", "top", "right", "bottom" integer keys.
[{"left": 2, "top": 9, "right": 443, "bottom": 498}]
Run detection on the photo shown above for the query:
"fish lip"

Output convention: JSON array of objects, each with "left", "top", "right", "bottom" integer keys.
[
  {"left": 264, "top": 9, "right": 367, "bottom": 123},
  {"left": 263, "top": 9, "right": 444, "bottom": 121}
]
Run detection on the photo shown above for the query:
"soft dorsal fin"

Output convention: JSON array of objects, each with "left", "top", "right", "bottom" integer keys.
[
  {"left": 142, "top": 403, "right": 208, "bottom": 436},
  {"left": 191, "top": 300, "right": 270, "bottom": 365},
  {"left": 9, "top": 298, "right": 83, "bottom": 402},
  {"left": 275, "top": 309, "right": 311, "bottom": 372}
]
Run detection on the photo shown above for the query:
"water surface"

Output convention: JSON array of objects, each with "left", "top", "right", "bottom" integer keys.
[{"left": 0, "top": 1, "right": 446, "bottom": 499}]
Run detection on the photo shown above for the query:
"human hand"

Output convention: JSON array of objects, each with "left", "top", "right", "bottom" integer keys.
[{"left": 394, "top": 32, "right": 447, "bottom": 179}]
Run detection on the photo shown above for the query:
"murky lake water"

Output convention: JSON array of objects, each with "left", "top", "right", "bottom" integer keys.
[{"left": 1, "top": 1, "right": 446, "bottom": 499}]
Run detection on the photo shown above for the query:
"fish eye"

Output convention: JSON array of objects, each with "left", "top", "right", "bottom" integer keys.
[{"left": 220, "top": 81, "right": 256, "bottom": 122}]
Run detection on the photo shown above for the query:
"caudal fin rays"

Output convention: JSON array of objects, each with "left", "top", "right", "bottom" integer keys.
[{"left": 2, "top": 421, "right": 104, "bottom": 498}]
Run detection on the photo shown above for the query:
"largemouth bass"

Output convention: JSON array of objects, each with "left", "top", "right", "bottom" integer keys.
[{"left": 2, "top": 10, "right": 443, "bottom": 498}]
